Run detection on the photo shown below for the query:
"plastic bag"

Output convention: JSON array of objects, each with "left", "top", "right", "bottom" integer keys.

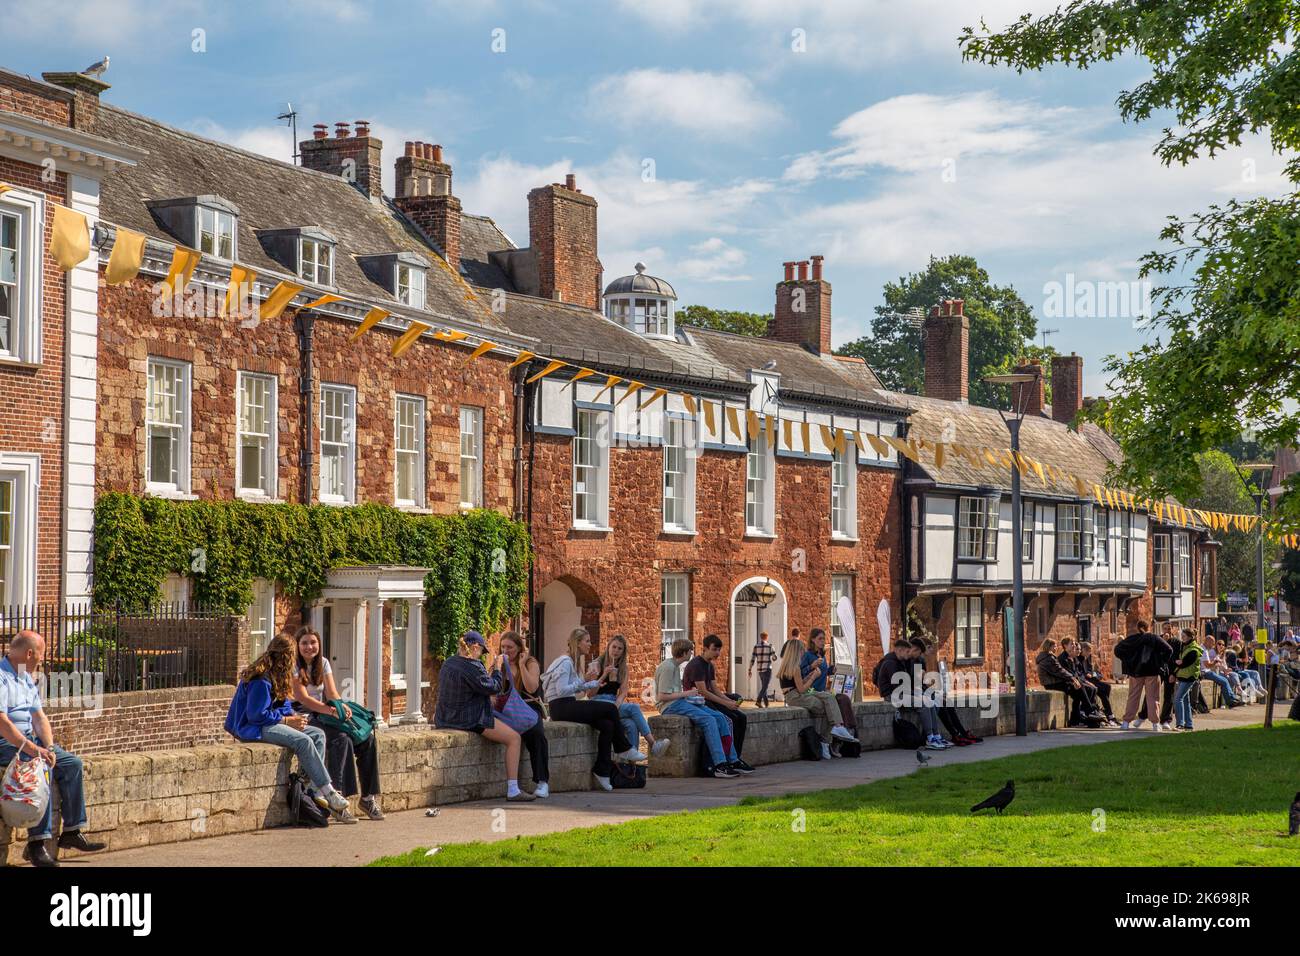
[{"left": 1, "top": 754, "right": 51, "bottom": 829}]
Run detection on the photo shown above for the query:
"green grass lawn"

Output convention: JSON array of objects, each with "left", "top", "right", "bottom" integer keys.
[{"left": 371, "top": 723, "right": 1300, "bottom": 867}]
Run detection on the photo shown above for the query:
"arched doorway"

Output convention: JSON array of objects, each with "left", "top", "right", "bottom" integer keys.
[
  {"left": 729, "top": 576, "right": 788, "bottom": 701},
  {"left": 535, "top": 575, "right": 601, "bottom": 666}
]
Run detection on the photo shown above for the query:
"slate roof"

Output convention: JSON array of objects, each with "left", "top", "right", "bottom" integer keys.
[
  {"left": 95, "top": 104, "right": 506, "bottom": 335},
  {"left": 458, "top": 213, "right": 516, "bottom": 290}
]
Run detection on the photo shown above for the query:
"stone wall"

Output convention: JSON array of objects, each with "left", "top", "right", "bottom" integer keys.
[{"left": 44, "top": 685, "right": 234, "bottom": 757}]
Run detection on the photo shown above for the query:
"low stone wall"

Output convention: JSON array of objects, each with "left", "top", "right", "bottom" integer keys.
[
  {"left": 0, "top": 682, "right": 1264, "bottom": 865},
  {"left": 44, "top": 685, "right": 235, "bottom": 756}
]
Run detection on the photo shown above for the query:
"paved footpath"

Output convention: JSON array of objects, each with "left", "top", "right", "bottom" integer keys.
[{"left": 75, "top": 704, "right": 1271, "bottom": 867}]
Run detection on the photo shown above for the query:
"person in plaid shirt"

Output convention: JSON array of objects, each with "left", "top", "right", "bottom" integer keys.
[{"left": 748, "top": 631, "right": 776, "bottom": 708}]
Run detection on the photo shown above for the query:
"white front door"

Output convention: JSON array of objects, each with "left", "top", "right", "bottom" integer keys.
[
  {"left": 323, "top": 599, "right": 361, "bottom": 702},
  {"left": 732, "top": 603, "right": 761, "bottom": 701}
]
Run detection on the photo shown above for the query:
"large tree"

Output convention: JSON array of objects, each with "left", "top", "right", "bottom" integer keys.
[
  {"left": 676, "top": 304, "right": 771, "bottom": 338},
  {"left": 961, "top": 2, "right": 1300, "bottom": 527},
  {"left": 836, "top": 254, "right": 1044, "bottom": 408},
  {"left": 1187, "top": 450, "right": 1280, "bottom": 602}
]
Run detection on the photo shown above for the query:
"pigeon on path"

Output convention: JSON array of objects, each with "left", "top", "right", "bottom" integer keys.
[
  {"left": 1289, "top": 792, "right": 1299, "bottom": 837},
  {"left": 970, "top": 779, "right": 1015, "bottom": 815},
  {"left": 915, "top": 749, "right": 931, "bottom": 765}
]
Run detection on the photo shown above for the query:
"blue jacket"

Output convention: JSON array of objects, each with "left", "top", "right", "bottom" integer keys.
[
  {"left": 800, "top": 650, "right": 830, "bottom": 692},
  {"left": 225, "top": 677, "right": 294, "bottom": 742}
]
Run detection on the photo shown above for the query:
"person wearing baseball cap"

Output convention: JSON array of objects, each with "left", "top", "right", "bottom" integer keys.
[{"left": 434, "top": 631, "right": 535, "bottom": 801}]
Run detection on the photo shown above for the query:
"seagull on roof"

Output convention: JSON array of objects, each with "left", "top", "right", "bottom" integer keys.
[
  {"left": 760, "top": 359, "right": 777, "bottom": 371},
  {"left": 81, "top": 56, "right": 109, "bottom": 79}
]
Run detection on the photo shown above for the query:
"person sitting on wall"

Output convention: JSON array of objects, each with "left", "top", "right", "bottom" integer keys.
[
  {"left": 1056, "top": 637, "right": 1104, "bottom": 726},
  {"left": 590, "top": 634, "right": 671, "bottom": 759},
  {"left": 1224, "top": 642, "right": 1264, "bottom": 700},
  {"left": 1036, "top": 637, "right": 1104, "bottom": 728},
  {"left": 912, "top": 637, "right": 981, "bottom": 745},
  {"left": 434, "top": 631, "right": 536, "bottom": 802},
  {"left": 1076, "top": 640, "right": 1120, "bottom": 726},
  {"left": 683, "top": 634, "right": 755, "bottom": 774},
  {"left": 541, "top": 627, "right": 647, "bottom": 792},
  {"left": 873, "top": 637, "right": 948, "bottom": 749},
  {"left": 290, "top": 626, "right": 382, "bottom": 821},
  {"left": 1196, "top": 633, "right": 1241, "bottom": 709},
  {"left": 0, "top": 630, "right": 106, "bottom": 868},
  {"left": 497, "top": 631, "right": 550, "bottom": 799},
  {"left": 655, "top": 637, "right": 740, "bottom": 779},
  {"left": 226, "top": 634, "right": 356, "bottom": 821},
  {"left": 778, "top": 638, "right": 858, "bottom": 759}
]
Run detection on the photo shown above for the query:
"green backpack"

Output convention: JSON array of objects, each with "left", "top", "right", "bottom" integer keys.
[{"left": 316, "top": 700, "right": 378, "bottom": 745}]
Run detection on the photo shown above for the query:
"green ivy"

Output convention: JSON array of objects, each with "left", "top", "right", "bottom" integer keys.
[{"left": 92, "top": 493, "right": 531, "bottom": 661}]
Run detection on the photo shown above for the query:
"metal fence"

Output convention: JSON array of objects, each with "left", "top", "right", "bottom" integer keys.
[{"left": 0, "top": 603, "right": 241, "bottom": 693}]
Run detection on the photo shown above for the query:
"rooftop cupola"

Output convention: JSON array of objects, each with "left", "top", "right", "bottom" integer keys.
[{"left": 602, "top": 262, "right": 677, "bottom": 338}]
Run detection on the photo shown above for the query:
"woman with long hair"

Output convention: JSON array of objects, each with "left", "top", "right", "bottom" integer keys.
[
  {"left": 541, "top": 627, "right": 646, "bottom": 791},
  {"left": 224, "top": 633, "right": 351, "bottom": 820},
  {"left": 290, "top": 625, "right": 382, "bottom": 820},
  {"left": 777, "top": 638, "right": 855, "bottom": 759},
  {"left": 498, "top": 631, "right": 550, "bottom": 798},
  {"left": 591, "top": 634, "right": 671, "bottom": 759}
]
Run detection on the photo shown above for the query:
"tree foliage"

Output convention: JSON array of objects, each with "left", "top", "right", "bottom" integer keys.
[
  {"left": 835, "top": 254, "right": 1043, "bottom": 408},
  {"left": 1186, "top": 451, "right": 1280, "bottom": 601},
  {"left": 677, "top": 304, "right": 772, "bottom": 338},
  {"left": 961, "top": 2, "right": 1300, "bottom": 526}
]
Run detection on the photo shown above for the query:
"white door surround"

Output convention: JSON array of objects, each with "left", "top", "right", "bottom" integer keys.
[{"left": 728, "top": 576, "right": 788, "bottom": 701}]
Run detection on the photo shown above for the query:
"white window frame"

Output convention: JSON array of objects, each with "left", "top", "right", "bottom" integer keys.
[
  {"left": 0, "top": 453, "right": 39, "bottom": 609},
  {"left": 1153, "top": 532, "right": 1172, "bottom": 592},
  {"left": 830, "top": 443, "right": 856, "bottom": 539},
  {"left": 458, "top": 405, "right": 483, "bottom": 509},
  {"left": 299, "top": 237, "right": 334, "bottom": 286},
  {"left": 0, "top": 189, "right": 43, "bottom": 366},
  {"left": 958, "top": 495, "right": 999, "bottom": 560},
  {"left": 661, "top": 573, "right": 689, "bottom": 655},
  {"left": 1021, "top": 499, "right": 1034, "bottom": 562},
  {"left": 662, "top": 414, "right": 696, "bottom": 533},
  {"left": 395, "top": 394, "right": 426, "bottom": 508},
  {"left": 1177, "top": 532, "right": 1192, "bottom": 590},
  {"left": 160, "top": 573, "right": 191, "bottom": 610},
  {"left": 573, "top": 408, "right": 610, "bottom": 529},
  {"left": 1092, "top": 508, "right": 1109, "bottom": 566},
  {"left": 390, "top": 599, "right": 410, "bottom": 686},
  {"left": 745, "top": 431, "right": 775, "bottom": 536},
  {"left": 956, "top": 595, "right": 984, "bottom": 661},
  {"left": 319, "top": 384, "right": 356, "bottom": 504},
  {"left": 236, "top": 372, "right": 277, "bottom": 499},
  {"left": 830, "top": 575, "right": 853, "bottom": 662},
  {"left": 1120, "top": 511, "right": 1132, "bottom": 567},
  {"left": 1057, "top": 502, "right": 1093, "bottom": 560},
  {"left": 197, "top": 205, "right": 236, "bottom": 261},
  {"left": 246, "top": 578, "right": 275, "bottom": 658},
  {"left": 396, "top": 264, "right": 426, "bottom": 308},
  {"left": 605, "top": 294, "right": 674, "bottom": 338},
  {"left": 146, "top": 357, "right": 192, "bottom": 494}
]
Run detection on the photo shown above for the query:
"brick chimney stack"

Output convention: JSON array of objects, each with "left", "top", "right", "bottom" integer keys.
[
  {"left": 1051, "top": 353, "right": 1084, "bottom": 426},
  {"left": 923, "top": 299, "right": 969, "bottom": 402},
  {"left": 769, "top": 256, "right": 832, "bottom": 355},
  {"left": 1011, "top": 359, "right": 1045, "bottom": 416},
  {"left": 298, "top": 120, "right": 384, "bottom": 201},
  {"left": 40, "top": 71, "right": 110, "bottom": 132},
  {"left": 528, "top": 174, "right": 600, "bottom": 308},
  {"left": 393, "top": 140, "right": 462, "bottom": 271}
]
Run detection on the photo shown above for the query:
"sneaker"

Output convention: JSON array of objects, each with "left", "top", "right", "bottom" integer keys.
[
  {"left": 730, "top": 759, "right": 756, "bottom": 775},
  {"left": 359, "top": 796, "right": 385, "bottom": 821},
  {"left": 650, "top": 738, "right": 672, "bottom": 758},
  {"left": 709, "top": 765, "right": 739, "bottom": 778},
  {"left": 325, "top": 790, "right": 350, "bottom": 814},
  {"left": 820, "top": 742, "right": 832, "bottom": 760},
  {"left": 830, "top": 725, "right": 858, "bottom": 742},
  {"left": 593, "top": 773, "right": 613, "bottom": 792},
  {"left": 953, "top": 736, "right": 973, "bottom": 746},
  {"left": 1120, "top": 721, "right": 1131, "bottom": 730},
  {"left": 331, "top": 806, "right": 359, "bottom": 824},
  {"left": 507, "top": 790, "right": 537, "bottom": 802},
  {"left": 1151, "top": 724, "right": 1162, "bottom": 732},
  {"left": 616, "top": 748, "right": 648, "bottom": 763},
  {"left": 925, "top": 736, "right": 946, "bottom": 751},
  {"left": 534, "top": 782, "right": 549, "bottom": 799},
  {"left": 1131, "top": 718, "right": 1146, "bottom": 729},
  {"left": 1160, "top": 722, "right": 1172, "bottom": 731}
]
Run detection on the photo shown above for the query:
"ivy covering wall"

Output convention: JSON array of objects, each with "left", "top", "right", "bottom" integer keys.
[{"left": 92, "top": 493, "right": 531, "bottom": 660}]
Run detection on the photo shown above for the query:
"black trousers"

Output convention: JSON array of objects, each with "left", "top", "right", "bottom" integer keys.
[
  {"left": 755, "top": 669, "right": 772, "bottom": 707},
  {"left": 311, "top": 715, "right": 381, "bottom": 798},
  {"left": 705, "top": 700, "right": 747, "bottom": 758},
  {"left": 937, "top": 706, "right": 969, "bottom": 739},
  {"left": 521, "top": 699, "right": 549, "bottom": 784},
  {"left": 1088, "top": 678, "right": 1115, "bottom": 718},
  {"left": 548, "top": 696, "right": 631, "bottom": 777},
  {"left": 1048, "top": 682, "right": 1099, "bottom": 724}
]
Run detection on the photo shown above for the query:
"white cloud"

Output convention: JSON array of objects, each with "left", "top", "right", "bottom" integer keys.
[
  {"left": 589, "top": 69, "right": 782, "bottom": 137},
  {"left": 5, "top": 0, "right": 205, "bottom": 48}
]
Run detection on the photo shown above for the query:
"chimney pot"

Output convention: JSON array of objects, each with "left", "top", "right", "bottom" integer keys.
[
  {"left": 783, "top": 261, "right": 796, "bottom": 282},
  {"left": 354, "top": 119, "right": 370, "bottom": 136},
  {"left": 334, "top": 122, "right": 350, "bottom": 138},
  {"left": 432, "top": 144, "right": 443, "bottom": 162},
  {"left": 952, "top": 298, "right": 964, "bottom": 316},
  {"left": 797, "top": 260, "right": 809, "bottom": 281},
  {"left": 404, "top": 141, "right": 415, "bottom": 157},
  {"left": 565, "top": 173, "right": 577, "bottom": 190},
  {"left": 313, "top": 124, "right": 329, "bottom": 140},
  {"left": 810, "top": 255, "right": 824, "bottom": 281},
  {"left": 929, "top": 305, "right": 940, "bottom": 318}
]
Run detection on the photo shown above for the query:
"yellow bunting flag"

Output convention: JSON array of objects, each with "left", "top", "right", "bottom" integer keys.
[
  {"left": 1154, "top": 502, "right": 1165, "bottom": 523},
  {"left": 1245, "top": 515, "right": 1259, "bottom": 533},
  {"left": 259, "top": 281, "right": 304, "bottom": 321},
  {"left": 160, "top": 245, "right": 202, "bottom": 297},
  {"left": 819, "top": 424, "right": 835, "bottom": 450},
  {"left": 50, "top": 204, "right": 91, "bottom": 271},
  {"left": 593, "top": 374, "right": 623, "bottom": 404},
  {"left": 985, "top": 448, "right": 1001, "bottom": 469},
  {"left": 1032, "top": 459, "right": 1046, "bottom": 484},
  {"left": 1073, "top": 476, "right": 1088, "bottom": 499},
  {"left": 392, "top": 321, "right": 431, "bottom": 358},
  {"left": 682, "top": 394, "right": 697, "bottom": 417},
  {"left": 867, "top": 433, "right": 889, "bottom": 458},
  {"left": 783, "top": 417, "right": 794, "bottom": 451},
  {"left": 563, "top": 367, "right": 597, "bottom": 389},
  {"left": 747, "top": 410, "right": 760, "bottom": 442},
  {"left": 766, "top": 414, "right": 777, "bottom": 450},
  {"left": 726, "top": 405, "right": 743, "bottom": 441},
  {"left": 434, "top": 329, "right": 469, "bottom": 343},
  {"left": 221, "top": 265, "right": 256, "bottom": 317},
  {"left": 526, "top": 359, "right": 567, "bottom": 385},
  {"left": 465, "top": 340, "right": 499, "bottom": 363},
  {"left": 638, "top": 387, "right": 667, "bottom": 410},
  {"left": 801, "top": 421, "right": 811, "bottom": 453},
  {"left": 833, "top": 428, "right": 847, "bottom": 456},
  {"left": 1104, "top": 488, "right": 1116, "bottom": 509},
  {"left": 0, "top": 184, "right": 10, "bottom": 196},
  {"left": 853, "top": 429, "right": 866, "bottom": 455},
  {"left": 508, "top": 350, "right": 536, "bottom": 370},
  {"left": 614, "top": 381, "right": 645, "bottom": 407},
  {"left": 702, "top": 400, "right": 716, "bottom": 435},
  {"left": 350, "top": 307, "right": 389, "bottom": 342},
  {"left": 104, "top": 228, "right": 146, "bottom": 285},
  {"left": 998, "top": 450, "right": 1013, "bottom": 469},
  {"left": 933, "top": 442, "right": 946, "bottom": 470},
  {"left": 300, "top": 293, "right": 342, "bottom": 311}
]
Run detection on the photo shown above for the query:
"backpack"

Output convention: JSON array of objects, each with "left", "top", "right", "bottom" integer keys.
[
  {"left": 286, "top": 771, "right": 329, "bottom": 828},
  {"left": 798, "top": 725, "right": 822, "bottom": 760},
  {"left": 610, "top": 761, "right": 646, "bottom": 789},
  {"left": 834, "top": 739, "right": 862, "bottom": 758},
  {"left": 871, "top": 657, "right": 885, "bottom": 692},
  {"left": 696, "top": 737, "right": 715, "bottom": 777},
  {"left": 892, "top": 715, "right": 923, "bottom": 749}
]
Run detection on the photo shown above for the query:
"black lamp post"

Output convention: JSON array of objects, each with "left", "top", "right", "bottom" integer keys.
[
  {"left": 985, "top": 368, "right": 1042, "bottom": 737},
  {"left": 1232, "top": 462, "right": 1275, "bottom": 727}
]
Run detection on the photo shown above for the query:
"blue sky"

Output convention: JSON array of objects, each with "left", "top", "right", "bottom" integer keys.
[{"left": 7, "top": 0, "right": 1290, "bottom": 396}]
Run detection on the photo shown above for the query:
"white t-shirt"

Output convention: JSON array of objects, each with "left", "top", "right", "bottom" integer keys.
[{"left": 294, "top": 658, "right": 332, "bottom": 702}]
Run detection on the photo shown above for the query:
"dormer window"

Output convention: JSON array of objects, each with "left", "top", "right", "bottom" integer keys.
[
  {"left": 397, "top": 263, "right": 425, "bottom": 307},
  {"left": 147, "top": 195, "right": 239, "bottom": 263},
  {"left": 602, "top": 262, "right": 677, "bottom": 339},
  {"left": 300, "top": 238, "right": 333, "bottom": 285},
  {"left": 198, "top": 206, "right": 235, "bottom": 260}
]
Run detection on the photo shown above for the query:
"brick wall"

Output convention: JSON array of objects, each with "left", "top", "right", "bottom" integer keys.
[
  {"left": 1051, "top": 354, "right": 1083, "bottom": 425},
  {"left": 923, "top": 304, "right": 969, "bottom": 402},
  {"left": 769, "top": 272, "right": 832, "bottom": 354},
  {"left": 528, "top": 179, "right": 599, "bottom": 309},
  {"left": 44, "top": 685, "right": 234, "bottom": 756}
]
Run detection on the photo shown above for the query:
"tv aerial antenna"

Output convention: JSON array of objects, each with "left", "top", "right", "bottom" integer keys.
[{"left": 277, "top": 103, "right": 299, "bottom": 165}]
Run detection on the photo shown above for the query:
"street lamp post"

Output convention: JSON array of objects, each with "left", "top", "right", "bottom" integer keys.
[
  {"left": 1233, "top": 462, "right": 1274, "bottom": 728},
  {"left": 985, "top": 369, "right": 1041, "bottom": 737}
]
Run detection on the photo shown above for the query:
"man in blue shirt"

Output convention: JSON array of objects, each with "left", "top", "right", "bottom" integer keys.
[
  {"left": 801, "top": 628, "right": 832, "bottom": 693},
  {"left": 0, "top": 630, "right": 105, "bottom": 867}
]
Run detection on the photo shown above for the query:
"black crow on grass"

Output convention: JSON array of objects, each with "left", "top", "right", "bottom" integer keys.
[
  {"left": 970, "top": 780, "right": 1015, "bottom": 815},
  {"left": 1289, "top": 792, "right": 1299, "bottom": 837}
]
